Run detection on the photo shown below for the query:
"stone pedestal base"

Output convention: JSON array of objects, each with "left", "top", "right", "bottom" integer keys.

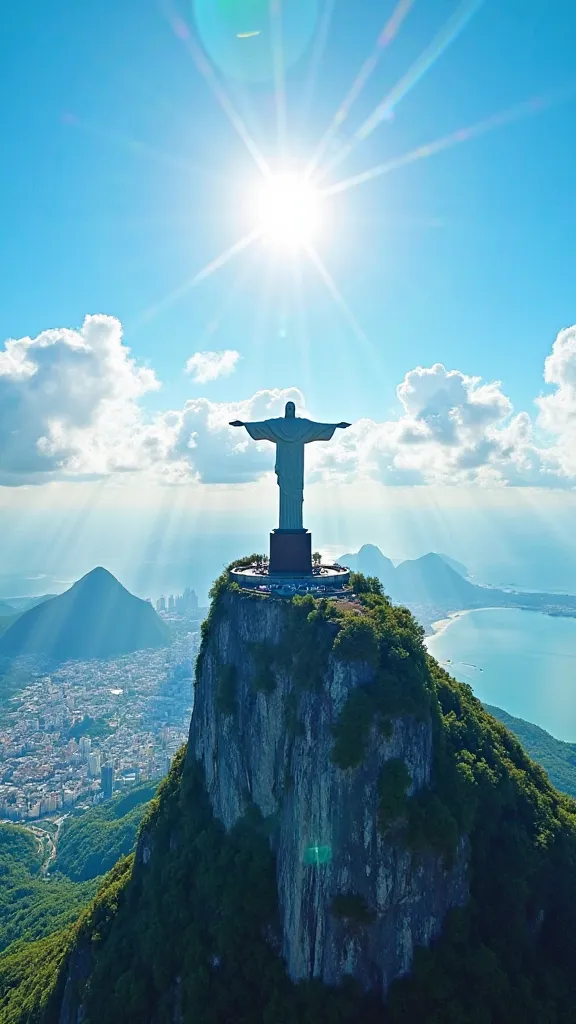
[{"left": 269, "top": 530, "right": 312, "bottom": 575}]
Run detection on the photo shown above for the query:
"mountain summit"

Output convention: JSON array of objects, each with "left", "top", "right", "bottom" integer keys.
[
  {"left": 339, "top": 543, "right": 396, "bottom": 588},
  {"left": 392, "top": 552, "right": 479, "bottom": 605},
  {"left": 340, "top": 546, "right": 477, "bottom": 608},
  {"left": 0, "top": 567, "right": 169, "bottom": 662},
  {"left": 9, "top": 566, "right": 576, "bottom": 1023},
  {"left": 338, "top": 545, "right": 576, "bottom": 626}
]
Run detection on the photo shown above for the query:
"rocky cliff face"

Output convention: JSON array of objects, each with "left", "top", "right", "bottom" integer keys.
[
  {"left": 189, "top": 592, "right": 468, "bottom": 997},
  {"left": 6, "top": 574, "right": 576, "bottom": 1024}
]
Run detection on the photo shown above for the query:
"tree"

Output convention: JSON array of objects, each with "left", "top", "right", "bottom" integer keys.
[{"left": 312, "top": 551, "right": 322, "bottom": 566}]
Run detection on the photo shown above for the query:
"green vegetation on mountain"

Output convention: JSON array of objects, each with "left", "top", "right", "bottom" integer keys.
[
  {"left": 0, "top": 823, "right": 97, "bottom": 954},
  {"left": 53, "top": 782, "right": 157, "bottom": 882},
  {"left": 331, "top": 574, "right": 431, "bottom": 770},
  {"left": 485, "top": 703, "right": 576, "bottom": 798},
  {"left": 4, "top": 568, "right": 576, "bottom": 1023},
  {"left": 331, "top": 687, "right": 376, "bottom": 769},
  {"left": 68, "top": 715, "right": 113, "bottom": 741},
  {"left": 0, "top": 928, "right": 71, "bottom": 1024},
  {"left": 0, "top": 566, "right": 169, "bottom": 662},
  {"left": 0, "top": 823, "right": 39, "bottom": 875}
]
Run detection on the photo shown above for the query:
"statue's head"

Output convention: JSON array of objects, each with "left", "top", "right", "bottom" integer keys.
[{"left": 285, "top": 401, "right": 296, "bottom": 418}]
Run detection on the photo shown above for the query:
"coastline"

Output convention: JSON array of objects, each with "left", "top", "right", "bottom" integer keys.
[
  {"left": 422, "top": 606, "right": 576, "bottom": 742},
  {"left": 425, "top": 608, "right": 478, "bottom": 641},
  {"left": 425, "top": 604, "right": 576, "bottom": 642}
]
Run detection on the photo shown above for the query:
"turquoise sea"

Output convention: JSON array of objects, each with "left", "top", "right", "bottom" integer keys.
[{"left": 425, "top": 608, "right": 576, "bottom": 743}]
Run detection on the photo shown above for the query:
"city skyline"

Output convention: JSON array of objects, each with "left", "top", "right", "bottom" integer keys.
[
  {"left": 155, "top": 587, "right": 199, "bottom": 615},
  {"left": 0, "top": 633, "right": 197, "bottom": 823}
]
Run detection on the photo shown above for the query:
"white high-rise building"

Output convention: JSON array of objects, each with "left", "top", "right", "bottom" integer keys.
[{"left": 88, "top": 752, "right": 102, "bottom": 777}]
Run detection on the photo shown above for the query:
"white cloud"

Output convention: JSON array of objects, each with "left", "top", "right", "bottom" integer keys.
[
  {"left": 396, "top": 363, "right": 512, "bottom": 444},
  {"left": 185, "top": 349, "right": 240, "bottom": 384},
  {"left": 163, "top": 387, "right": 305, "bottom": 483},
  {"left": 310, "top": 359, "right": 571, "bottom": 488},
  {"left": 535, "top": 326, "right": 576, "bottom": 478},
  {"left": 0, "top": 315, "right": 160, "bottom": 485},
  {"left": 2, "top": 316, "right": 576, "bottom": 491}
]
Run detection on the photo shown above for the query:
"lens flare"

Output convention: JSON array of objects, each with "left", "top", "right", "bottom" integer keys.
[
  {"left": 303, "top": 844, "right": 332, "bottom": 866},
  {"left": 192, "top": 0, "right": 320, "bottom": 83}
]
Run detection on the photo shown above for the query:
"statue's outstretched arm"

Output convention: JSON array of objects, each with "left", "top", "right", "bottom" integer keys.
[
  {"left": 305, "top": 421, "right": 352, "bottom": 443},
  {"left": 230, "top": 419, "right": 277, "bottom": 442}
]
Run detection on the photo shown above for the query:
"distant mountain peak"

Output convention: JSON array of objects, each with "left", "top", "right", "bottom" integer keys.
[
  {"left": 434, "top": 553, "right": 469, "bottom": 578},
  {"left": 75, "top": 566, "right": 121, "bottom": 585},
  {"left": 338, "top": 545, "right": 477, "bottom": 610},
  {"left": 0, "top": 566, "right": 168, "bottom": 662},
  {"left": 339, "top": 545, "right": 396, "bottom": 586}
]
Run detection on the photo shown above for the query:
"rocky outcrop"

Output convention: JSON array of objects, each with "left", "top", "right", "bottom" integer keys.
[
  {"left": 10, "top": 576, "right": 576, "bottom": 1024},
  {"left": 189, "top": 592, "right": 468, "bottom": 998},
  {"left": 58, "top": 944, "right": 91, "bottom": 1024}
]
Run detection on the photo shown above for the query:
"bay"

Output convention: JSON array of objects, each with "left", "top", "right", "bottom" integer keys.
[{"left": 425, "top": 607, "right": 576, "bottom": 742}]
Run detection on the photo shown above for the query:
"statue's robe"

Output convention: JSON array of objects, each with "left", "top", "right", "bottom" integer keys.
[{"left": 243, "top": 417, "right": 339, "bottom": 529}]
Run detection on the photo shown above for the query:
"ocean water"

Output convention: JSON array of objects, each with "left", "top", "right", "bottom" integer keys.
[{"left": 425, "top": 608, "right": 576, "bottom": 742}]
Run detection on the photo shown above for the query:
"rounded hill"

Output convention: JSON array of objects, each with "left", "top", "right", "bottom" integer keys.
[{"left": 0, "top": 568, "right": 169, "bottom": 662}]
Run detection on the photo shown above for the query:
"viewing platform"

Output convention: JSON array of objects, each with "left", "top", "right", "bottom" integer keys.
[{"left": 229, "top": 561, "right": 350, "bottom": 597}]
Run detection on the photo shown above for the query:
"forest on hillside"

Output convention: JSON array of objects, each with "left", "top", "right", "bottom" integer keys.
[
  {"left": 2, "top": 571, "right": 575, "bottom": 1023},
  {"left": 0, "top": 823, "right": 97, "bottom": 954},
  {"left": 0, "top": 780, "right": 156, "bottom": 954},
  {"left": 485, "top": 703, "right": 576, "bottom": 798},
  {"left": 54, "top": 782, "right": 157, "bottom": 881}
]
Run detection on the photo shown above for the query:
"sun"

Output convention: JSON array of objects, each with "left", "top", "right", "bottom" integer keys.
[{"left": 255, "top": 173, "right": 322, "bottom": 249}]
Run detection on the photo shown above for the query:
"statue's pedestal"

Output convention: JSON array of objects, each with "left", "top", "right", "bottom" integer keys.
[{"left": 269, "top": 529, "right": 312, "bottom": 575}]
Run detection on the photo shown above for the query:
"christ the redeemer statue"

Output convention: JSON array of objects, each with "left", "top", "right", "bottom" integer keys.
[{"left": 230, "top": 401, "right": 350, "bottom": 531}]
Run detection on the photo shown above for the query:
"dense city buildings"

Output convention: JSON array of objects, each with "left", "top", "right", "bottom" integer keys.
[
  {"left": 0, "top": 610, "right": 200, "bottom": 822},
  {"left": 156, "top": 588, "right": 198, "bottom": 616}
]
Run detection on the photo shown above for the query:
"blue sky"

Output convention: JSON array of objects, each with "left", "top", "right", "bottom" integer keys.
[
  {"left": 2, "top": 0, "right": 576, "bottom": 590},
  {"left": 2, "top": 0, "right": 575, "bottom": 416}
]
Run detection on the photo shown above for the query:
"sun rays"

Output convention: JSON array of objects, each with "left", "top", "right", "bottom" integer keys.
[
  {"left": 306, "top": 0, "right": 417, "bottom": 179},
  {"left": 316, "top": 0, "right": 484, "bottom": 182},
  {"left": 107, "top": 0, "right": 571, "bottom": 349},
  {"left": 322, "top": 94, "right": 557, "bottom": 199},
  {"left": 304, "top": 245, "right": 373, "bottom": 358}
]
